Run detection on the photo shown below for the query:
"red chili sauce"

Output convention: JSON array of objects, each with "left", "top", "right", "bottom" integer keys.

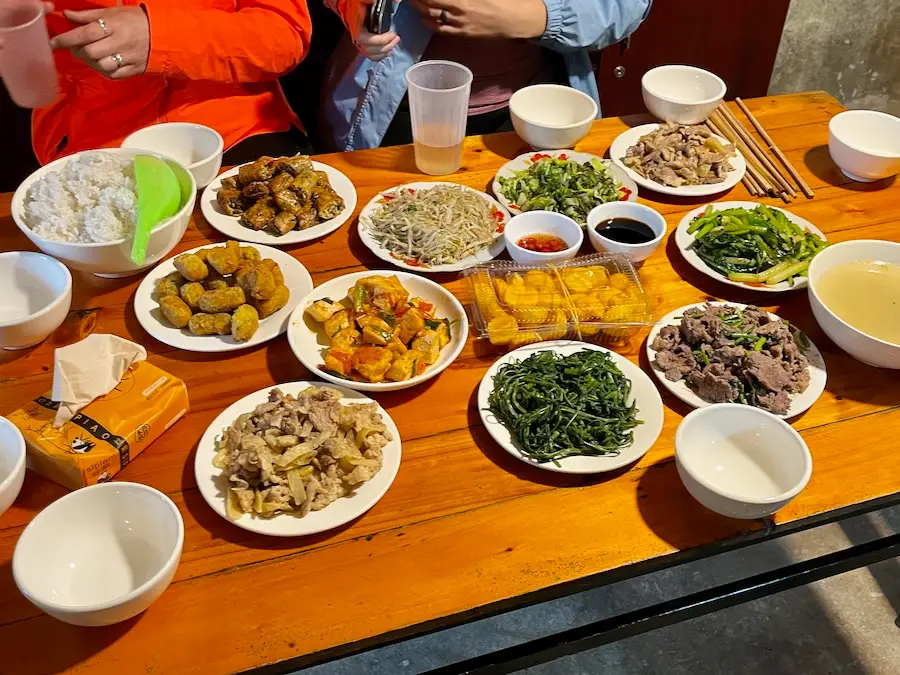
[{"left": 516, "top": 233, "right": 569, "bottom": 253}]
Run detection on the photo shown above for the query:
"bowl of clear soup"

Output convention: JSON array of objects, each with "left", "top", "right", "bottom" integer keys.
[{"left": 807, "top": 240, "right": 900, "bottom": 369}]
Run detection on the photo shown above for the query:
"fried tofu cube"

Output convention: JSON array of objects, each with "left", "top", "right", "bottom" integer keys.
[
  {"left": 434, "top": 321, "right": 451, "bottom": 349},
  {"left": 198, "top": 286, "right": 246, "bottom": 313},
  {"left": 411, "top": 329, "right": 441, "bottom": 364},
  {"left": 179, "top": 281, "right": 205, "bottom": 310},
  {"left": 159, "top": 295, "right": 192, "bottom": 328},
  {"left": 306, "top": 298, "right": 345, "bottom": 323},
  {"left": 397, "top": 307, "right": 426, "bottom": 344},
  {"left": 362, "top": 324, "right": 395, "bottom": 346},
  {"left": 251, "top": 285, "right": 290, "bottom": 319},
  {"left": 351, "top": 346, "right": 393, "bottom": 383},
  {"left": 323, "top": 310, "right": 351, "bottom": 338},
  {"left": 331, "top": 327, "right": 361, "bottom": 350},
  {"left": 324, "top": 349, "right": 355, "bottom": 376},
  {"left": 385, "top": 349, "right": 427, "bottom": 382},
  {"left": 174, "top": 253, "right": 209, "bottom": 281},
  {"left": 207, "top": 246, "right": 240, "bottom": 275},
  {"left": 156, "top": 272, "right": 185, "bottom": 299},
  {"left": 188, "top": 312, "right": 232, "bottom": 335},
  {"left": 387, "top": 337, "right": 408, "bottom": 356}
]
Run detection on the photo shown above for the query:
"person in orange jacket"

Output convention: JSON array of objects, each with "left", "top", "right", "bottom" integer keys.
[{"left": 33, "top": 0, "right": 312, "bottom": 166}]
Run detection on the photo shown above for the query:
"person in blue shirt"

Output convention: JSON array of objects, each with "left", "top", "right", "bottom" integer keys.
[{"left": 322, "top": 0, "right": 651, "bottom": 151}]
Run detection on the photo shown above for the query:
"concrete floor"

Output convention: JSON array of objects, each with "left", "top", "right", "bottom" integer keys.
[{"left": 297, "top": 505, "right": 900, "bottom": 675}]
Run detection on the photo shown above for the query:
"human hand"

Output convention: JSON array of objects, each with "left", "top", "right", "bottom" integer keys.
[
  {"left": 50, "top": 6, "right": 150, "bottom": 79},
  {"left": 410, "top": 0, "right": 546, "bottom": 39},
  {"left": 350, "top": 0, "right": 400, "bottom": 62}
]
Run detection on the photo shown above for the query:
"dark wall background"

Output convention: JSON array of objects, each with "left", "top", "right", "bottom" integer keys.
[{"left": 0, "top": 0, "right": 790, "bottom": 193}]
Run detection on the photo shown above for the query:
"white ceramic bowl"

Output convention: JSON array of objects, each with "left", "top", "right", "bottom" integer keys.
[
  {"left": 0, "top": 416, "right": 26, "bottom": 516},
  {"left": 828, "top": 110, "right": 900, "bottom": 182},
  {"left": 13, "top": 482, "right": 183, "bottom": 626},
  {"left": 641, "top": 65, "right": 726, "bottom": 125},
  {"left": 675, "top": 404, "right": 812, "bottom": 520},
  {"left": 504, "top": 211, "right": 583, "bottom": 264},
  {"left": 509, "top": 84, "right": 598, "bottom": 150},
  {"left": 11, "top": 149, "right": 196, "bottom": 278},
  {"left": 807, "top": 239, "right": 900, "bottom": 369},
  {"left": 288, "top": 271, "right": 468, "bottom": 392},
  {"left": 122, "top": 123, "right": 224, "bottom": 189},
  {"left": 0, "top": 251, "right": 72, "bottom": 350},
  {"left": 586, "top": 201, "right": 667, "bottom": 262}
]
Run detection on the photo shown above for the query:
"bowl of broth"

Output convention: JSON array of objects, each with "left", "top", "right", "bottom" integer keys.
[
  {"left": 586, "top": 202, "right": 667, "bottom": 262},
  {"left": 808, "top": 239, "right": 900, "bottom": 369}
]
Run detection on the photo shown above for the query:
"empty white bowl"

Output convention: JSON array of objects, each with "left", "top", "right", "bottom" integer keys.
[
  {"left": 123, "top": 123, "right": 224, "bottom": 189},
  {"left": 13, "top": 482, "right": 184, "bottom": 626},
  {"left": 808, "top": 239, "right": 900, "bottom": 369},
  {"left": 828, "top": 110, "right": 900, "bottom": 182},
  {"left": 0, "top": 251, "right": 72, "bottom": 350},
  {"left": 586, "top": 202, "right": 667, "bottom": 263},
  {"left": 12, "top": 149, "right": 196, "bottom": 278},
  {"left": 642, "top": 65, "right": 726, "bottom": 125},
  {"left": 0, "top": 417, "right": 26, "bottom": 516},
  {"left": 675, "top": 404, "right": 812, "bottom": 520},
  {"left": 509, "top": 84, "right": 598, "bottom": 150},
  {"left": 504, "top": 211, "right": 583, "bottom": 264}
]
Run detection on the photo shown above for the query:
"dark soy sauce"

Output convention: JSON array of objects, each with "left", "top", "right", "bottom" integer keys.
[{"left": 594, "top": 217, "right": 656, "bottom": 244}]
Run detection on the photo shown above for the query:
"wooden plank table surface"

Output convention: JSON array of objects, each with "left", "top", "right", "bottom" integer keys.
[{"left": 2, "top": 91, "right": 900, "bottom": 675}]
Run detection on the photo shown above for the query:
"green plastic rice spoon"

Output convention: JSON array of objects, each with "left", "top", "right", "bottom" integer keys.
[{"left": 131, "top": 155, "right": 182, "bottom": 265}]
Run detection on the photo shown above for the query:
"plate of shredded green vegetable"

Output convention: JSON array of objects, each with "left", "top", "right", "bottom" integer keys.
[
  {"left": 492, "top": 151, "right": 637, "bottom": 225},
  {"left": 478, "top": 341, "right": 664, "bottom": 474},
  {"left": 676, "top": 202, "right": 828, "bottom": 292}
]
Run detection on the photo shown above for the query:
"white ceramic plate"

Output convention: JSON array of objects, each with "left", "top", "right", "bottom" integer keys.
[
  {"left": 287, "top": 270, "right": 468, "bottom": 392},
  {"left": 200, "top": 161, "right": 357, "bottom": 245},
  {"left": 134, "top": 243, "right": 312, "bottom": 353},
  {"left": 491, "top": 150, "right": 638, "bottom": 223},
  {"left": 610, "top": 123, "right": 747, "bottom": 197},
  {"left": 646, "top": 302, "right": 827, "bottom": 418},
  {"left": 478, "top": 340, "right": 664, "bottom": 474},
  {"left": 357, "top": 182, "right": 509, "bottom": 273},
  {"left": 675, "top": 201, "right": 827, "bottom": 293},
  {"left": 194, "top": 382, "right": 401, "bottom": 537}
]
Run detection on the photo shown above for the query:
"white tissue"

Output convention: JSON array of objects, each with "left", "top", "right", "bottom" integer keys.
[{"left": 52, "top": 334, "right": 147, "bottom": 427}]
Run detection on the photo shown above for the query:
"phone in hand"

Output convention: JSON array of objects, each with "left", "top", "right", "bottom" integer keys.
[{"left": 367, "top": 0, "right": 393, "bottom": 35}]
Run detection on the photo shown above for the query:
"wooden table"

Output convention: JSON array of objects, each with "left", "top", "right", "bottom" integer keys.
[{"left": 2, "top": 91, "right": 900, "bottom": 675}]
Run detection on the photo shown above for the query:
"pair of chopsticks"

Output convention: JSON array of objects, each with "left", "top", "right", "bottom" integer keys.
[{"left": 705, "top": 100, "right": 814, "bottom": 203}]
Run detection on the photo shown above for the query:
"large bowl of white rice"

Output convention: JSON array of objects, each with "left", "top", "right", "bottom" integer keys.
[{"left": 11, "top": 149, "right": 196, "bottom": 277}]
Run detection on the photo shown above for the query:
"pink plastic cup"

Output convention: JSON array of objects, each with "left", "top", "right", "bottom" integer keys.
[{"left": 0, "top": 0, "right": 58, "bottom": 108}]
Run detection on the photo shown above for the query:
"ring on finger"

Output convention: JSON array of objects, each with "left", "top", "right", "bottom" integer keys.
[
  {"left": 438, "top": 8, "right": 448, "bottom": 24},
  {"left": 97, "top": 18, "right": 109, "bottom": 35},
  {"left": 110, "top": 52, "right": 124, "bottom": 69}
]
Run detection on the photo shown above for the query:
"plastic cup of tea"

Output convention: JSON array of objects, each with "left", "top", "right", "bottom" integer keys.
[
  {"left": 0, "top": 0, "right": 58, "bottom": 109},
  {"left": 406, "top": 60, "right": 473, "bottom": 175}
]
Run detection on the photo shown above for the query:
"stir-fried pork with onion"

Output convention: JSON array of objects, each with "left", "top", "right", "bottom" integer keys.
[
  {"left": 364, "top": 185, "right": 501, "bottom": 266},
  {"left": 623, "top": 123, "right": 736, "bottom": 188},
  {"left": 213, "top": 387, "right": 390, "bottom": 518}
]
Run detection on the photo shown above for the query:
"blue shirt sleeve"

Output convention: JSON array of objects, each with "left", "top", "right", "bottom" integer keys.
[{"left": 537, "top": 0, "right": 652, "bottom": 53}]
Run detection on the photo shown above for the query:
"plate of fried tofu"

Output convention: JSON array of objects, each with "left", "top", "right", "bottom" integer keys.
[
  {"left": 200, "top": 155, "right": 358, "bottom": 245},
  {"left": 288, "top": 271, "right": 468, "bottom": 392},
  {"left": 135, "top": 242, "right": 312, "bottom": 352}
]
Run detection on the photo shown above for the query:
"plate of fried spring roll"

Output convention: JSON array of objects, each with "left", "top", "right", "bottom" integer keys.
[{"left": 201, "top": 155, "right": 358, "bottom": 245}]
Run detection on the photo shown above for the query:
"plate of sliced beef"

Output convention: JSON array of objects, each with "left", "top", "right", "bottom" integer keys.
[{"left": 646, "top": 302, "right": 826, "bottom": 417}]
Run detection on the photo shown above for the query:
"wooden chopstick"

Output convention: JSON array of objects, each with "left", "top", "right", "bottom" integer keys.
[
  {"left": 716, "top": 104, "right": 797, "bottom": 198},
  {"left": 743, "top": 169, "right": 763, "bottom": 196},
  {"left": 735, "top": 97, "right": 815, "bottom": 199},
  {"left": 707, "top": 114, "right": 779, "bottom": 197}
]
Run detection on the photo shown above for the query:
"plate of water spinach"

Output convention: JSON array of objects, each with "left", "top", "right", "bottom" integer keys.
[
  {"left": 477, "top": 340, "right": 664, "bottom": 474},
  {"left": 675, "top": 202, "right": 828, "bottom": 292}
]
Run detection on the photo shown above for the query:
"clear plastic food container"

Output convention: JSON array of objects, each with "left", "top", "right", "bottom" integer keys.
[{"left": 460, "top": 253, "right": 654, "bottom": 351}]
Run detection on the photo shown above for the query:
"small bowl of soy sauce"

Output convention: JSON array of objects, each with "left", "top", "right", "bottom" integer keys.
[{"left": 586, "top": 202, "right": 667, "bottom": 263}]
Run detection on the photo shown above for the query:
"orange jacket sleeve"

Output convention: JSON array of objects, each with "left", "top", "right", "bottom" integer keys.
[
  {"left": 145, "top": 0, "right": 311, "bottom": 83},
  {"left": 324, "top": 0, "right": 362, "bottom": 37}
]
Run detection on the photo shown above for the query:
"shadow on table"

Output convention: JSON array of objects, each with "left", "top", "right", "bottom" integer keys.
[
  {"left": 804, "top": 145, "right": 897, "bottom": 191},
  {"left": 635, "top": 458, "right": 761, "bottom": 551},
  {"left": 0, "top": 561, "right": 141, "bottom": 674}
]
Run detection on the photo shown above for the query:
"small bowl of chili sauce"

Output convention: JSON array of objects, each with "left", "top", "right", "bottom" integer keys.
[{"left": 504, "top": 211, "right": 583, "bottom": 263}]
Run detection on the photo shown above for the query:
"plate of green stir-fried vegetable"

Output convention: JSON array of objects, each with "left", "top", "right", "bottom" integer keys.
[
  {"left": 676, "top": 202, "right": 828, "bottom": 292},
  {"left": 478, "top": 341, "right": 663, "bottom": 473},
  {"left": 492, "top": 151, "right": 637, "bottom": 225}
]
